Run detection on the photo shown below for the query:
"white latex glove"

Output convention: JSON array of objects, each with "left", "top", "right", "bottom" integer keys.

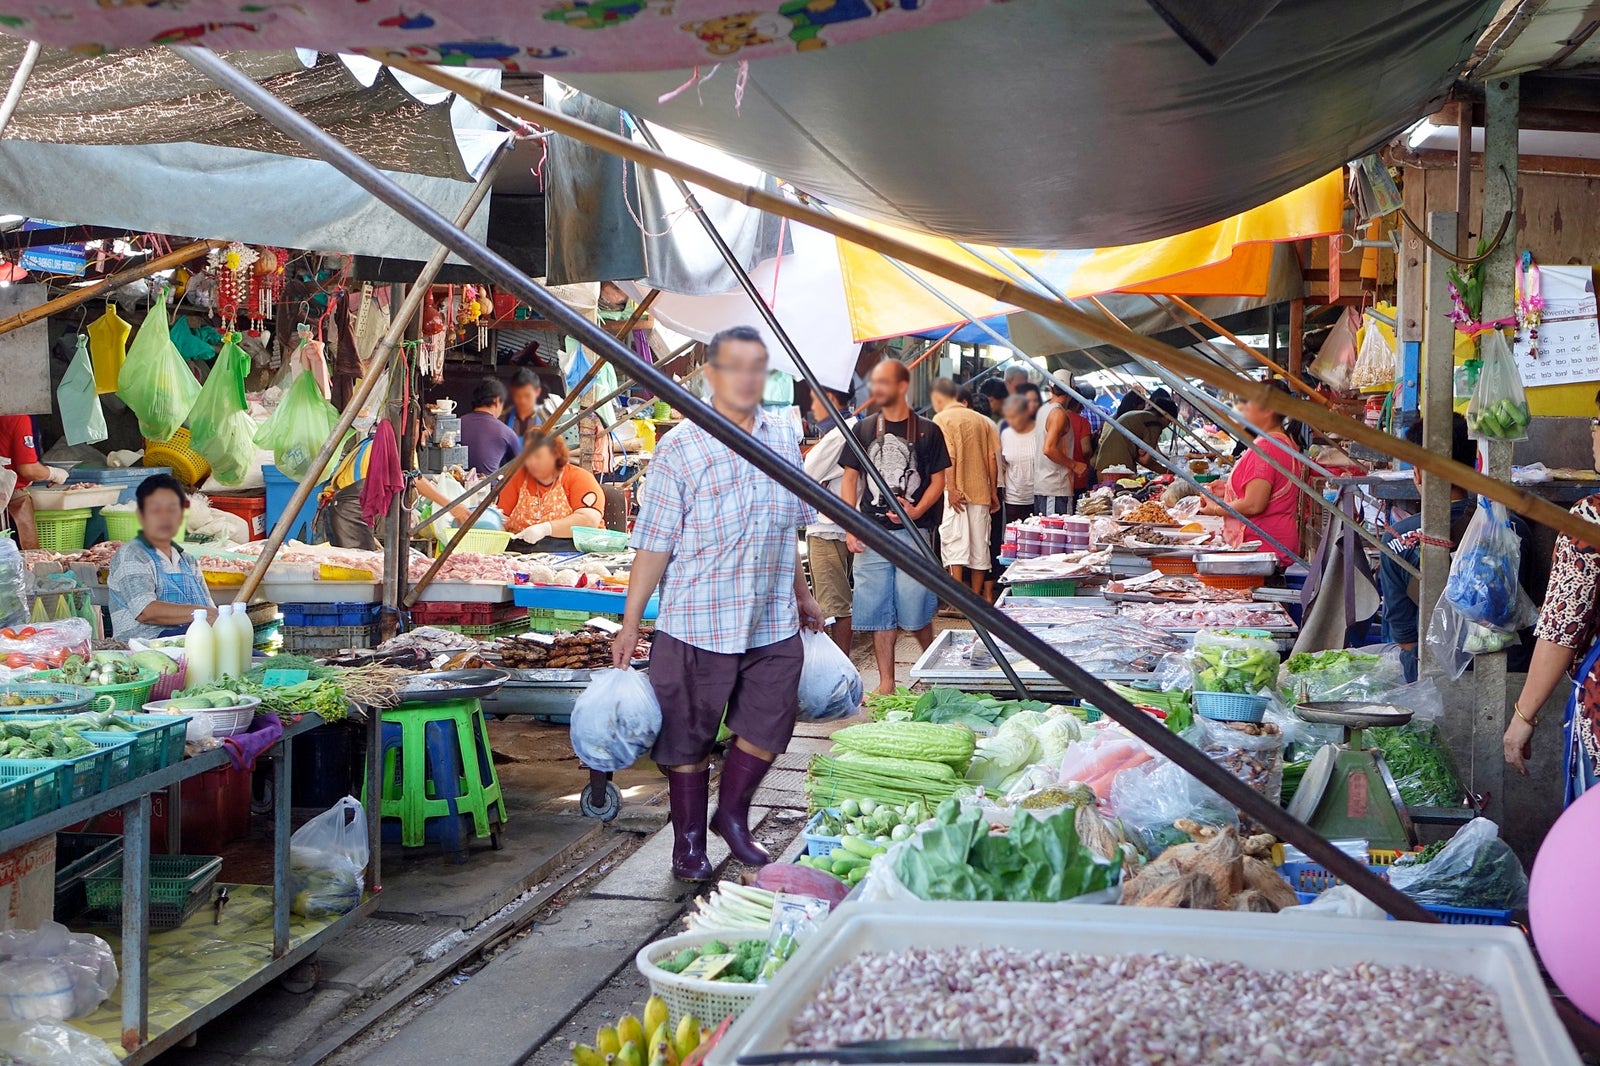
[
  {"left": 515, "top": 522, "right": 552, "bottom": 545},
  {"left": 45, "top": 467, "right": 68, "bottom": 485}
]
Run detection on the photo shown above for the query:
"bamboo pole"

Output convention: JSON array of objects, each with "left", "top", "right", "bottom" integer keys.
[
  {"left": 407, "top": 289, "right": 660, "bottom": 539},
  {"left": 236, "top": 145, "right": 510, "bottom": 602},
  {"left": 384, "top": 58, "right": 1600, "bottom": 548},
  {"left": 0, "top": 239, "right": 225, "bottom": 339},
  {"left": 1161, "top": 294, "right": 1334, "bottom": 406}
]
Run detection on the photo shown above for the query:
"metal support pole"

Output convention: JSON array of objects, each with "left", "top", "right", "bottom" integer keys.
[
  {"left": 1419, "top": 211, "right": 1459, "bottom": 658},
  {"left": 366, "top": 705, "right": 382, "bottom": 894},
  {"left": 273, "top": 734, "right": 293, "bottom": 957},
  {"left": 1474, "top": 75, "right": 1521, "bottom": 817},
  {"left": 120, "top": 791, "right": 151, "bottom": 1051},
  {"left": 0, "top": 40, "right": 40, "bottom": 139},
  {"left": 178, "top": 45, "right": 1433, "bottom": 922},
  {"left": 630, "top": 117, "right": 1028, "bottom": 697},
  {"left": 237, "top": 142, "right": 512, "bottom": 602}
]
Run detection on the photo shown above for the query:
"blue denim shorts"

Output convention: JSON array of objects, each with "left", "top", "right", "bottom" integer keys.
[{"left": 852, "top": 526, "right": 938, "bottom": 632}]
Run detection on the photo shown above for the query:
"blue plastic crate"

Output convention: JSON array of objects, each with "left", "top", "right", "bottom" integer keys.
[
  {"left": 1283, "top": 862, "right": 1513, "bottom": 926},
  {"left": 280, "top": 602, "right": 375, "bottom": 627},
  {"left": 65, "top": 466, "right": 172, "bottom": 504},
  {"left": 264, "top": 465, "right": 325, "bottom": 545},
  {"left": 511, "top": 584, "right": 658, "bottom": 619}
]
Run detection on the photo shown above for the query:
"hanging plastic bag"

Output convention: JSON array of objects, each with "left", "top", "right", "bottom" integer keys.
[
  {"left": 0, "top": 922, "right": 117, "bottom": 1022},
  {"left": 1426, "top": 597, "right": 1518, "bottom": 680},
  {"left": 1351, "top": 313, "right": 1397, "bottom": 389},
  {"left": 116, "top": 298, "right": 201, "bottom": 442},
  {"left": 0, "top": 540, "right": 27, "bottom": 630},
  {"left": 1309, "top": 307, "right": 1360, "bottom": 391},
  {"left": 1467, "top": 330, "right": 1531, "bottom": 441},
  {"left": 254, "top": 370, "right": 347, "bottom": 481},
  {"left": 570, "top": 667, "right": 660, "bottom": 772},
  {"left": 57, "top": 337, "right": 107, "bottom": 447},
  {"left": 187, "top": 334, "right": 257, "bottom": 486},
  {"left": 1444, "top": 498, "right": 1536, "bottom": 629},
  {"left": 1388, "top": 817, "right": 1528, "bottom": 911},
  {"left": 288, "top": 796, "right": 368, "bottom": 918},
  {"left": 796, "top": 630, "right": 862, "bottom": 722}
]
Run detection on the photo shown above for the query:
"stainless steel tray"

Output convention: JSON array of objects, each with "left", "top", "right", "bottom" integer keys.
[
  {"left": 399, "top": 668, "right": 510, "bottom": 702},
  {"left": 908, "top": 629, "right": 1154, "bottom": 691}
]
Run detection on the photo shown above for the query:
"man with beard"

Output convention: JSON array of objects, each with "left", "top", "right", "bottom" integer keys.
[{"left": 840, "top": 359, "right": 951, "bottom": 694}]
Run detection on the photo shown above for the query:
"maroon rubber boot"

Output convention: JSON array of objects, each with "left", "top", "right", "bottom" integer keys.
[
  {"left": 710, "top": 746, "right": 773, "bottom": 867},
  {"left": 668, "top": 769, "right": 714, "bottom": 882}
]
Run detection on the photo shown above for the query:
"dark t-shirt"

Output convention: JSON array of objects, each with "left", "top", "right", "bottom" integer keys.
[
  {"left": 839, "top": 413, "right": 952, "bottom": 530},
  {"left": 460, "top": 410, "right": 521, "bottom": 476}
]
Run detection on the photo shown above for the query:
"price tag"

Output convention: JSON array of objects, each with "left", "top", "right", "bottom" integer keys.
[
  {"left": 585, "top": 617, "right": 622, "bottom": 635},
  {"left": 678, "top": 953, "right": 736, "bottom": 981},
  {"left": 261, "top": 668, "right": 309, "bottom": 687}
]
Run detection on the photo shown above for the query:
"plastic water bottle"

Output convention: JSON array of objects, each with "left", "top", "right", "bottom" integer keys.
[
  {"left": 227, "top": 603, "right": 255, "bottom": 676},
  {"left": 185, "top": 609, "right": 216, "bottom": 689}
]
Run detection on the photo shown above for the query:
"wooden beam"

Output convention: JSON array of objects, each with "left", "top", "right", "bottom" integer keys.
[
  {"left": 385, "top": 57, "right": 1600, "bottom": 550},
  {"left": 0, "top": 238, "right": 225, "bottom": 339}
]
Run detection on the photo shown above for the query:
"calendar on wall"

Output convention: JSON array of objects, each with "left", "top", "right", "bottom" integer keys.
[{"left": 1514, "top": 264, "right": 1600, "bottom": 387}]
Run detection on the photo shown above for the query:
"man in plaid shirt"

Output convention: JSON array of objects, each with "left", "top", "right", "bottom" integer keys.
[{"left": 612, "top": 326, "right": 825, "bottom": 881}]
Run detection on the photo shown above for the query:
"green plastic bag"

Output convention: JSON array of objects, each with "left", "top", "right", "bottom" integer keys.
[
  {"left": 188, "top": 334, "right": 257, "bottom": 486},
  {"left": 58, "top": 336, "right": 108, "bottom": 446},
  {"left": 116, "top": 300, "right": 200, "bottom": 441},
  {"left": 254, "top": 369, "right": 347, "bottom": 481}
]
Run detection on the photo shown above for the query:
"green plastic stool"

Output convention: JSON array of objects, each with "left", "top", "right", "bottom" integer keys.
[{"left": 364, "top": 698, "right": 507, "bottom": 853}]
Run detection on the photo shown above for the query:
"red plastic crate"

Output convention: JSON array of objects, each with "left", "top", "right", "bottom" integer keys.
[
  {"left": 74, "top": 766, "right": 251, "bottom": 854},
  {"left": 411, "top": 601, "right": 528, "bottom": 625},
  {"left": 208, "top": 493, "right": 268, "bottom": 540}
]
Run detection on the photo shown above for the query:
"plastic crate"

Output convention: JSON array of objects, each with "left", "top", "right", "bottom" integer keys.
[
  {"left": 208, "top": 492, "right": 267, "bottom": 540},
  {"left": 1150, "top": 555, "right": 1198, "bottom": 575},
  {"left": 803, "top": 810, "right": 844, "bottom": 858},
  {"left": 636, "top": 931, "right": 768, "bottom": 1027},
  {"left": 412, "top": 602, "right": 528, "bottom": 626},
  {"left": 280, "top": 602, "right": 375, "bottom": 627},
  {"left": 144, "top": 429, "right": 210, "bottom": 486},
  {"left": 54, "top": 832, "right": 121, "bottom": 921},
  {"left": 513, "top": 584, "right": 657, "bottom": 618},
  {"left": 454, "top": 528, "right": 512, "bottom": 555},
  {"left": 1198, "top": 572, "right": 1267, "bottom": 591},
  {"left": 0, "top": 765, "right": 58, "bottom": 829},
  {"left": 108, "top": 715, "right": 190, "bottom": 774},
  {"left": 100, "top": 509, "right": 142, "bottom": 542},
  {"left": 65, "top": 466, "right": 172, "bottom": 504},
  {"left": 1193, "top": 690, "right": 1270, "bottom": 724},
  {"left": 83, "top": 854, "right": 222, "bottom": 930},
  {"left": 88, "top": 736, "right": 135, "bottom": 789},
  {"left": 283, "top": 624, "right": 377, "bottom": 656},
  {"left": 439, "top": 617, "right": 532, "bottom": 639},
  {"left": 1280, "top": 861, "right": 1513, "bottom": 926},
  {"left": 263, "top": 464, "right": 325, "bottom": 545},
  {"left": 1009, "top": 579, "right": 1079, "bottom": 596},
  {"left": 33, "top": 508, "right": 91, "bottom": 553}
]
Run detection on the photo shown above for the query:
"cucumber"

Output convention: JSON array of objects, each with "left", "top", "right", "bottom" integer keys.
[{"left": 839, "top": 835, "right": 885, "bottom": 859}]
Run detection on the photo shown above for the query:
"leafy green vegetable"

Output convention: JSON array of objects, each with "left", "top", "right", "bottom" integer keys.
[
  {"left": 892, "top": 798, "right": 1118, "bottom": 903},
  {"left": 1191, "top": 630, "right": 1279, "bottom": 694},
  {"left": 1369, "top": 722, "right": 1462, "bottom": 808}
]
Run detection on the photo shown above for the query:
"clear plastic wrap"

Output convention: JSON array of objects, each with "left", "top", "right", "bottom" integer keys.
[
  {"left": 1388, "top": 817, "right": 1527, "bottom": 911},
  {"left": 1188, "top": 717, "right": 1285, "bottom": 813},
  {"left": 570, "top": 666, "right": 661, "bottom": 772},
  {"left": 289, "top": 796, "right": 369, "bottom": 919},
  {"left": 1190, "top": 629, "right": 1280, "bottom": 695},
  {"left": 1278, "top": 645, "right": 1405, "bottom": 704},
  {"left": 796, "top": 630, "right": 863, "bottom": 723},
  {"left": 0, "top": 619, "right": 92, "bottom": 671},
  {"left": 0, "top": 1020, "right": 119, "bottom": 1064},
  {"left": 0, "top": 541, "right": 27, "bottom": 631},
  {"left": 0, "top": 922, "right": 117, "bottom": 1022},
  {"left": 1444, "top": 499, "right": 1537, "bottom": 629}
]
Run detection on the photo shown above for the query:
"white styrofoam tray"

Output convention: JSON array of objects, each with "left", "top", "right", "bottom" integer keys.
[
  {"left": 707, "top": 902, "right": 1579, "bottom": 1066},
  {"left": 413, "top": 581, "right": 513, "bottom": 603}
]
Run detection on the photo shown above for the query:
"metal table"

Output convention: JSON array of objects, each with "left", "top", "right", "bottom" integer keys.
[
  {"left": 0, "top": 711, "right": 383, "bottom": 1061},
  {"left": 909, "top": 628, "right": 1158, "bottom": 693}
]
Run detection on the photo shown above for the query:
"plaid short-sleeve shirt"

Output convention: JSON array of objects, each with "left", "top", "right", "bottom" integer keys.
[{"left": 630, "top": 409, "right": 812, "bottom": 654}]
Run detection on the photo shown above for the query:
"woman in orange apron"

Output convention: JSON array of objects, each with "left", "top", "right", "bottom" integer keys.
[{"left": 498, "top": 433, "right": 606, "bottom": 551}]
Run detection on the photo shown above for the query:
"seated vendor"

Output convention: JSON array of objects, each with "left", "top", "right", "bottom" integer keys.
[
  {"left": 107, "top": 474, "right": 217, "bottom": 640},
  {"left": 498, "top": 432, "right": 604, "bottom": 550},
  {"left": 321, "top": 433, "right": 480, "bottom": 550}
]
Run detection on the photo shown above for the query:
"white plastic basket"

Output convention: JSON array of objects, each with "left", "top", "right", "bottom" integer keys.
[
  {"left": 706, "top": 902, "right": 1580, "bottom": 1066},
  {"left": 28, "top": 485, "right": 123, "bottom": 510},
  {"left": 143, "top": 696, "right": 260, "bottom": 740},
  {"left": 635, "top": 930, "right": 767, "bottom": 1026}
]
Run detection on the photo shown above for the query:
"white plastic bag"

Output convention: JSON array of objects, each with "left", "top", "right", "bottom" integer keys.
[
  {"left": 289, "top": 796, "right": 368, "bottom": 918},
  {"left": 0, "top": 922, "right": 117, "bottom": 1021},
  {"left": 796, "top": 630, "right": 862, "bottom": 722},
  {"left": 570, "top": 667, "right": 661, "bottom": 772},
  {"left": 0, "top": 1020, "right": 119, "bottom": 1064},
  {"left": 58, "top": 337, "right": 108, "bottom": 447}
]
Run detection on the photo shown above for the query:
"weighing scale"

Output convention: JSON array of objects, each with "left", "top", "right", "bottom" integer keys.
[{"left": 1286, "top": 701, "right": 1417, "bottom": 853}]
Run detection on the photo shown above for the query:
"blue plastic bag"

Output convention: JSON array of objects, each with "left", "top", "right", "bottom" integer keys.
[
  {"left": 570, "top": 667, "right": 660, "bottom": 772},
  {"left": 1443, "top": 498, "right": 1533, "bottom": 629}
]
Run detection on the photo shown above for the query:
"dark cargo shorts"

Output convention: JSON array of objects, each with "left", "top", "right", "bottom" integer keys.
[{"left": 647, "top": 631, "right": 804, "bottom": 766}]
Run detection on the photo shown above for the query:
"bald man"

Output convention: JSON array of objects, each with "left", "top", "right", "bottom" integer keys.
[{"left": 839, "top": 359, "right": 951, "bottom": 694}]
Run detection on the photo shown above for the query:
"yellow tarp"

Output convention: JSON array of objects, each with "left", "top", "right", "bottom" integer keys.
[{"left": 836, "top": 171, "right": 1344, "bottom": 342}]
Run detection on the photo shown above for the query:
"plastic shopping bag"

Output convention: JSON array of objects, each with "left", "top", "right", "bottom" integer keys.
[
  {"left": 57, "top": 337, "right": 107, "bottom": 447},
  {"left": 0, "top": 922, "right": 117, "bottom": 1022},
  {"left": 188, "top": 334, "right": 257, "bottom": 486},
  {"left": 570, "top": 667, "right": 660, "bottom": 772},
  {"left": 1467, "top": 330, "right": 1531, "bottom": 441},
  {"left": 0, "top": 540, "right": 30, "bottom": 630},
  {"left": 1426, "top": 597, "right": 1517, "bottom": 680},
  {"left": 116, "top": 299, "right": 201, "bottom": 442},
  {"left": 796, "top": 629, "right": 862, "bottom": 722},
  {"left": 1309, "top": 306, "right": 1359, "bottom": 391},
  {"left": 288, "top": 796, "right": 369, "bottom": 918},
  {"left": 1444, "top": 498, "right": 1536, "bottom": 629},
  {"left": 1388, "top": 817, "right": 1527, "bottom": 911},
  {"left": 0, "top": 1021, "right": 119, "bottom": 1064},
  {"left": 254, "top": 369, "right": 348, "bottom": 481}
]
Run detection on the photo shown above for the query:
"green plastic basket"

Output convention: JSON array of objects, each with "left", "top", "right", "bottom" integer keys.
[
  {"left": 33, "top": 508, "right": 91, "bottom": 553},
  {"left": 87, "top": 736, "right": 136, "bottom": 789},
  {"left": 83, "top": 854, "right": 222, "bottom": 931},
  {"left": 111, "top": 715, "right": 191, "bottom": 774},
  {"left": 100, "top": 509, "right": 142, "bottom": 542},
  {"left": 571, "top": 526, "right": 631, "bottom": 552},
  {"left": 31, "top": 668, "right": 156, "bottom": 713},
  {"left": 440, "top": 617, "right": 533, "bottom": 638},
  {"left": 0, "top": 765, "right": 58, "bottom": 829},
  {"left": 1010, "top": 579, "right": 1079, "bottom": 596}
]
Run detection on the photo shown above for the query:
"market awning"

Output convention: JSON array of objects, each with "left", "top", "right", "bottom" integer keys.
[{"left": 565, "top": 0, "right": 1495, "bottom": 247}]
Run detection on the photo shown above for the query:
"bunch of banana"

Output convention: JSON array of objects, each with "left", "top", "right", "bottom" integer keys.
[{"left": 572, "top": 997, "right": 710, "bottom": 1066}]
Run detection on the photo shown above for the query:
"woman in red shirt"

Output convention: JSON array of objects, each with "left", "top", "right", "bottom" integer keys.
[
  {"left": 497, "top": 433, "right": 606, "bottom": 550},
  {"left": 1200, "top": 383, "right": 1303, "bottom": 564}
]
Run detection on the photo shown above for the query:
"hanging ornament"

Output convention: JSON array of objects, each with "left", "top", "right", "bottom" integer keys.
[
  {"left": 205, "top": 241, "right": 258, "bottom": 320},
  {"left": 457, "top": 284, "right": 489, "bottom": 350},
  {"left": 244, "top": 246, "right": 287, "bottom": 337},
  {"left": 421, "top": 295, "right": 448, "bottom": 381},
  {"left": 1516, "top": 250, "right": 1545, "bottom": 361}
]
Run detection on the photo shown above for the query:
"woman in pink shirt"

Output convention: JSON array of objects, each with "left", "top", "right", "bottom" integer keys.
[{"left": 1201, "top": 382, "right": 1303, "bottom": 564}]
